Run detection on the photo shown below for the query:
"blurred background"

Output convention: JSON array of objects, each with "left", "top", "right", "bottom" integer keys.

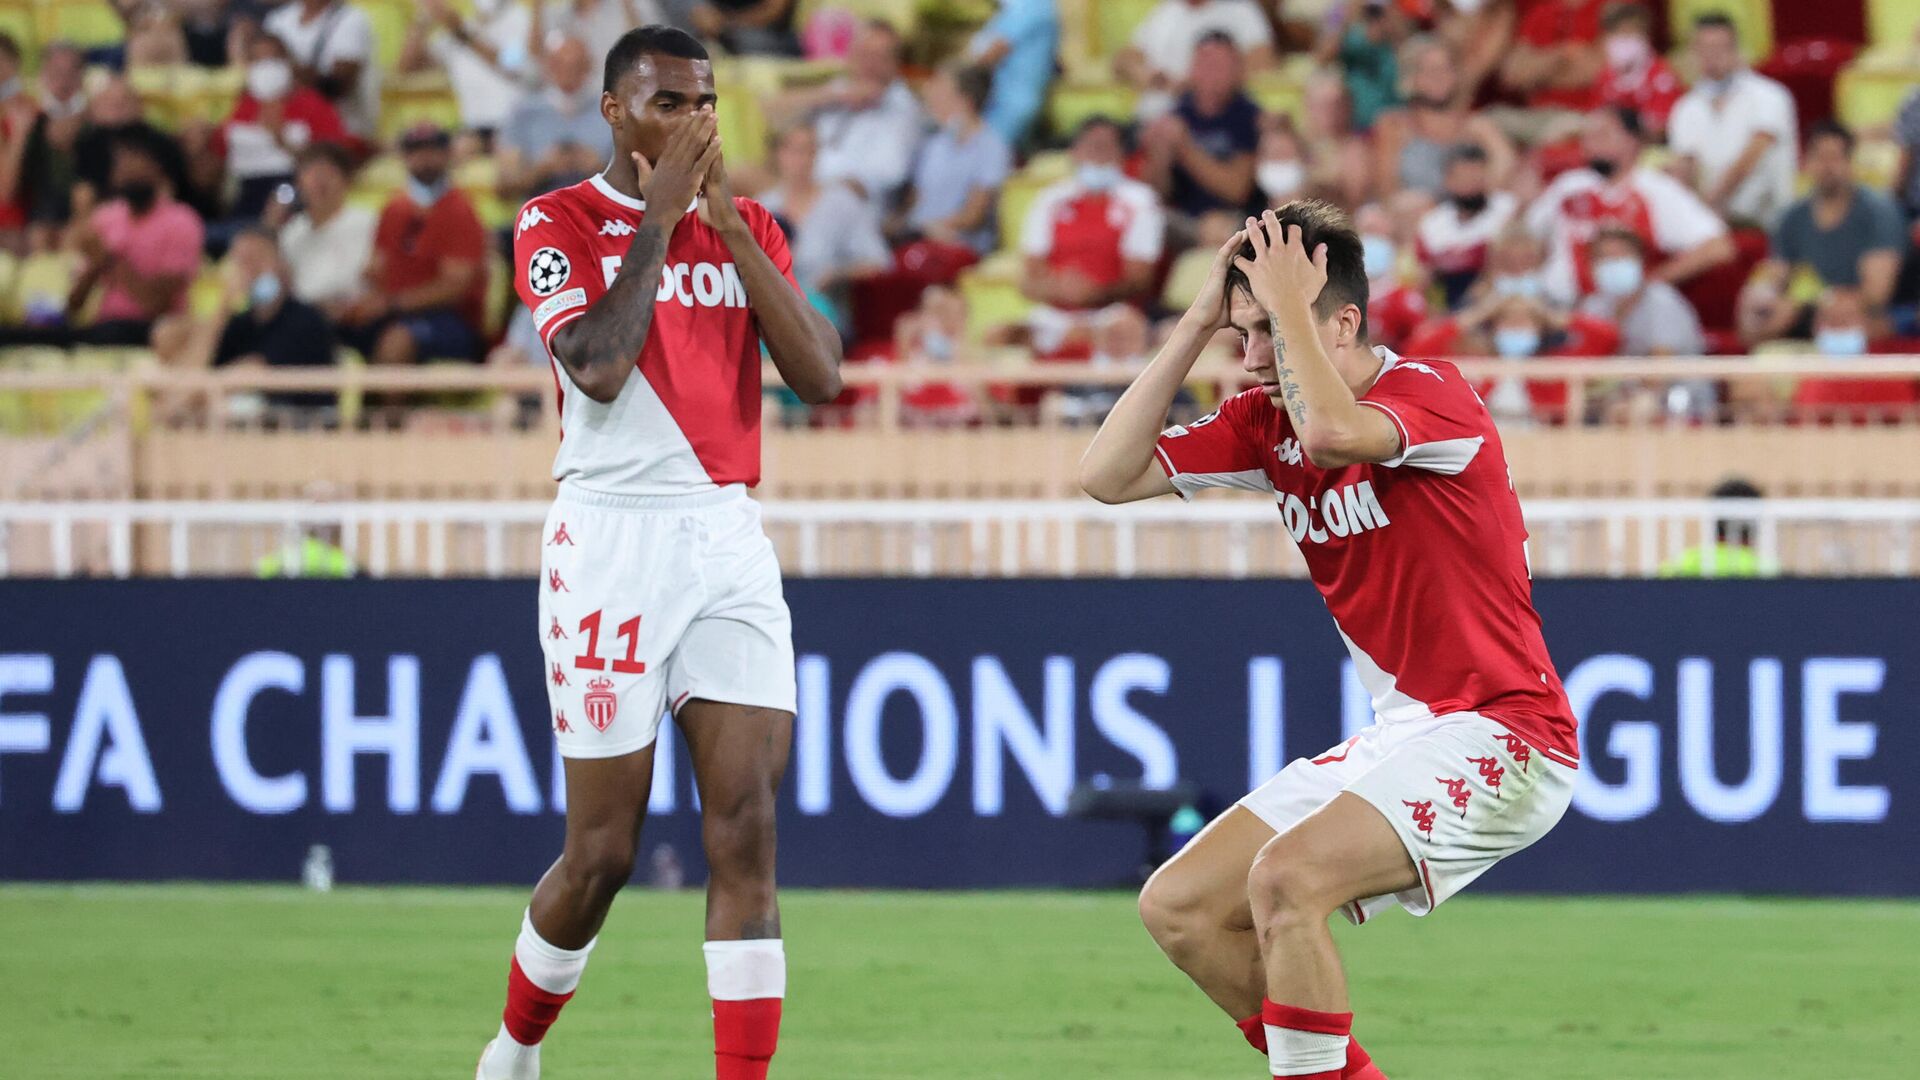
[{"left": 1, "top": 2, "right": 1917, "bottom": 1076}]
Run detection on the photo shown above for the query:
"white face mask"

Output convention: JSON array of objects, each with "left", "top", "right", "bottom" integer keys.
[
  {"left": 247, "top": 59, "right": 292, "bottom": 101},
  {"left": 1604, "top": 34, "right": 1650, "bottom": 71},
  {"left": 1075, "top": 163, "right": 1122, "bottom": 192},
  {"left": 1256, "top": 160, "right": 1305, "bottom": 199},
  {"left": 1450, "top": 0, "right": 1487, "bottom": 12},
  {"left": 1592, "top": 257, "right": 1643, "bottom": 298}
]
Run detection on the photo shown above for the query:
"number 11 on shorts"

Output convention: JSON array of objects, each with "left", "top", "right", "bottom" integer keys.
[{"left": 573, "top": 610, "right": 648, "bottom": 674}]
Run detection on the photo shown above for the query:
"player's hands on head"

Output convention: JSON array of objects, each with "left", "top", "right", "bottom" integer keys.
[
  {"left": 1191, "top": 227, "right": 1249, "bottom": 332},
  {"left": 635, "top": 110, "right": 720, "bottom": 227},
  {"left": 1233, "top": 209, "right": 1329, "bottom": 319}
]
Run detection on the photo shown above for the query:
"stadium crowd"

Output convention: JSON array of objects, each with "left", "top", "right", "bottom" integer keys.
[{"left": 0, "top": 0, "right": 1917, "bottom": 424}]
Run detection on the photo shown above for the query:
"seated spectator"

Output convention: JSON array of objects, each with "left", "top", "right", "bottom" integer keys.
[
  {"left": 19, "top": 42, "right": 89, "bottom": 227},
  {"left": 1299, "top": 69, "right": 1372, "bottom": 209},
  {"left": 221, "top": 32, "right": 350, "bottom": 222},
  {"left": 1498, "top": 0, "right": 1605, "bottom": 142},
  {"left": 1373, "top": 34, "right": 1514, "bottom": 200},
  {"left": 767, "top": 20, "right": 923, "bottom": 208},
  {"left": 536, "top": 0, "right": 660, "bottom": 56},
  {"left": 1466, "top": 222, "right": 1554, "bottom": 306},
  {"left": 57, "top": 137, "right": 204, "bottom": 347},
  {"left": 757, "top": 125, "right": 891, "bottom": 326},
  {"left": 400, "top": 0, "right": 531, "bottom": 137},
  {"left": 1526, "top": 106, "right": 1732, "bottom": 307},
  {"left": 1117, "top": 0, "right": 1275, "bottom": 113},
  {"left": 176, "top": 0, "right": 239, "bottom": 69},
  {"left": 497, "top": 37, "right": 609, "bottom": 201},
  {"left": 1593, "top": 2, "right": 1683, "bottom": 142},
  {"left": 72, "top": 77, "right": 187, "bottom": 220},
  {"left": 1315, "top": 0, "right": 1412, "bottom": 133},
  {"left": 265, "top": 0, "right": 380, "bottom": 144},
  {"left": 892, "top": 285, "right": 981, "bottom": 426},
  {"left": 336, "top": 125, "right": 487, "bottom": 364},
  {"left": 1252, "top": 115, "right": 1310, "bottom": 207},
  {"left": 1430, "top": 0, "right": 1516, "bottom": 99},
  {"left": 688, "top": 0, "right": 801, "bottom": 57},
  {"left": 1404, "top": 294, "right": 1619, "bottom": 422},
  {"left": 1791, "top": 287, "right": 1920, "bottom": 421},
  {"left": 1577, "top": 226, "right": 1705, "bottom": 356},
  {"left": 1899, "top": 85, "right": 1920, "bottom": 219},
  {"left": 277, "top": 143, "right": 376, "bottom": 320},
  {"left": 964, "top": 0, "right": 1058, "bottom": 149},
  {"left": 1667, "top": 13, "right": 1796, "bottom": 228},
  {"left": 1354, "top": 202, "right": 1428, "bottom": 351},
  {"left": 0, "top": 33, "right": 34, "bottom": 241},
  {"left": 1739, "top": 122, "right": 1906, "bottom": 347},
  {"left": 1415, "top": 144, "right": 1519, "bottom": 307},
  {"left": 904, "top": 63, "right": 1012, "bottom": 255},
  {"left": 1141, "top": 32, "right": 1260, "bottom": 222},
  {"left": 1016, "top": 116, "right": 1164, "bottom": 356},
  {"left": 206, "top": 227, "right": 339, "bottom": 409}
]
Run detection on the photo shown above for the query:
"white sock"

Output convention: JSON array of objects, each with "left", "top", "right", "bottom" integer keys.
[
  {"left": 703, "top": 938, "right": 787, "bottom": 1000},
  {"left": 1265, "top": 1025, "right": 1348, "bottom": 1077},
  {"left": 515, "top": 910, "right": 596, "bottom": 997}
]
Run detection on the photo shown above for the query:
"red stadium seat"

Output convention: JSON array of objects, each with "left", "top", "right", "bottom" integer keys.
[
  {"left": 1758, "top": 38, "right": 1860, "bottom": 136},
  {"left": 1679, "top": 227, "right": 1769, "bottom": 333}
]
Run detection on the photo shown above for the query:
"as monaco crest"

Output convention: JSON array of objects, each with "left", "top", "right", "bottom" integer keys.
[{"left": 584, "top": 676, "right": 618, "bottom": 732}]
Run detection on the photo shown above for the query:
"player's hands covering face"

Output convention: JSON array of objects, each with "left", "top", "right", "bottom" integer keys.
[
  {"left": 1191, "top": 227, "right": 1248, "bottom": 331},
  {"left": 1234, "top": 210, "right": 1330, "bottom": 319},
  {"left": 696, "top": 142, "right": 747, "bottom": 236},
  {"left": 633, "top": 109, "right": 720, "bottom": 225}
]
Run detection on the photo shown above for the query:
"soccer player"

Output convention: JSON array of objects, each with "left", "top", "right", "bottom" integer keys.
[
  {"left": 477, "top": 26, "right": 842, "bottom": 1080},
  {"left": 1079, "top": 201, "right": 1579, "bottom": 1079}
]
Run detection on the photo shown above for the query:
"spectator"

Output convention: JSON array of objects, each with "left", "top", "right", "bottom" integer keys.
[
  {"left": 221, "top": 32, "right": 350, "bottom": 222},
  {"left": 73, "top": 77, "right": 188, "bottom": 221},
  {"left": 277, "top": 143, "right": 376, "bottom": 319},
  {"left": 19, "top": 41, "right": 89, "bottom": 227},
  {"left": 1667, "top": 13, "right": 1796, "bottom": 228},
  {"left": 1658, "top": 477, "right": 1773, "bottom": 578},
  {"left": 1594, "top": 2, "right": 1683, "bottom": 142},
  {"left": 1415, "top": 144, "right": 1519, "bottom": 307},
  {"left": 903, "top": 63, "right": 1011, "bottom": 255},
  {"left": 1784, "top": 286, "right": 1920, "bottom": 422},
  {"left": 0, "top": 33, "right": 36, "bottom": 240},
  {"left": 757, "top": 125, "right": 891, "bottom": 322},
  {"left": 497, "top": 36, "right": 609, "bottom": 201},
  {"left": 1472, "top": 222, "right": 1552, "bottom": 305},
  {"left": 177, "top": 0, "right": 239, "bottom": 69},
  {"left": 687, "top": 0, "right": 801, "bottom": 57},
  {"left": 265, "top": 0, "right": 380, "bottom": 143},
  {"left": 1252, "top": 114, "right": 1310, "bottom": 206},
  {"left": 1430, "top": 0, "right": 1515, "bottom": 100},
  {"left": 61, "top": 137, "right": 206, "bottom": 347},
  {"left": 400, "top": 0, "right": 532, "bottom": 136},
  {"left": 1117, "top": 0, "right": 1274, "bottom": 110},
  {"left": 1140, "top": 32, "right": 1260, "bottom": 221},
  {"left": 1373, "top": 34, "right": 1515, "bottom": 200},
  {"left": 965, "top": 0, "right": 1058, "bottom": 148},
  {"left": 1354, "top": 202, "right": 1428, "bottom": 350},
  {"left": 1499, "top": 0, "right": 1605, "bottom": 140},
  {"left": 119, "top": 0, "right": 193, "bottom": 68},
  {"left": 767, "top": 20, "right": 923, "bottom": 208},
  {"left": 1898, "top": 85, "right": 1920, "bottom": 218},
  {"left": 1299, "top": 69, "right": 1372, "bottom": 208},
  {"left": 1316, "top": 0, "right": 1411, "bottom": 132},
  {"left": 537, "top": 0, "right": 660, "bottom": 58},
  {"left": 207, "top": 227, "right": 340, "bottom": 409},
  {"left": 1577, "top": 225, "right": 1705, "bottom": 356},
  {"left": 337, "top": 125, "right": 487, "bottom": 364},
  {"left": 1016, "top": 117, "right": 1164, "bottom": 356},
  {"left": 1526, "top": 106, "right": 1733, "bottom": 307},
  {"left": 1405, "top": 293, "right": 1619, "bottom": 421},
  {"left": 892, "top": 284, "right": 981, "bottom": 426},
  {"left": 1738, "top": 122, "right": 1906, "bottom": 347}
]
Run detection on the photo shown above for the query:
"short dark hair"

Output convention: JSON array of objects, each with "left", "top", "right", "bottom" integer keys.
[
  {"left": 1601, "top": 2, "right": 1650, "bottom": 32},
  {"left": 1692, "top": 12, "right": 1738, "bottom": 40},
  {"left": 1195, "top": 29, "right": 1239, "bottom": 52},
  {"left": 946, "top": 62, "right": 994, "bottom": 116},
  {"left": 1073, "top": 114, "right": 1128, "bottom": 149},
  {"left": 1807, "top": 118, "right": 1855, "bottom": 155},
  {"left": 1226, "top": 199, "right": 1370, "bottom": 340},
  {"left": 0, "top": 31, "right": 18, "bottom": 63},
  {"left": 1444, "top": 142, "right": 1489, "bottom": 168},
  {"left": 1591, "top": 224, "right": 1645, "bottom": 256},
  {"left": 603, "top": 25, "right": 709, "bottom": 95},
  {"left": 1602, "top": 103, "right": 1645, "bottom": 142},
  {"left": 296, "top": 141, "right": 354, "bottom": 176}
]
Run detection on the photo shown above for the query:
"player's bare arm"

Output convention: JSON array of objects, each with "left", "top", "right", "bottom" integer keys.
[
  {"left": 1232, "top": 209, "right": 1402, "bottom": 469},
  {"left": 698, "top": 151, "right": 844, "bottom": 404},
  {"left": 1078, "top": 228, "right": 1246, "bottom": 504},
  {"left": 549, "top": 113, "right": 720, "bottom": 403}
]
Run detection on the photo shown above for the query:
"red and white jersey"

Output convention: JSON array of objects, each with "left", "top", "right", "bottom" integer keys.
[
  {"left": 512, "top": 174, "right": 800, "bottom": 494},
  {"left": 1154, "top": 348, "right": 1579, "bottom": 763},
  {"left": 1525, "top": 165, "right": 1724, "bottom": 305}
]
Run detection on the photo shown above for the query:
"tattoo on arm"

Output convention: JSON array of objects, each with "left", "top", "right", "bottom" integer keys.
[
  {"left": 553, "top": 223, "right": 672, "bottom": 394},
  {"left": 1273, "top": 335, "right": 1306, "bottom": 425}
]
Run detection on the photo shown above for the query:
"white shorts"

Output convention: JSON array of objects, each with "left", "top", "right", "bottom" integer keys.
[
  {"left": 537, "top": 483, "right": 797, "bottom": 759},
  {"left": 1239, "top": 712, "right": 1574, "bottom": 924}
]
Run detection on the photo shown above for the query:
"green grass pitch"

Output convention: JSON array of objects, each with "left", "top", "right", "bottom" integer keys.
[{"left": 1, "top": 885, "right": 1915, "bottom": 1078}]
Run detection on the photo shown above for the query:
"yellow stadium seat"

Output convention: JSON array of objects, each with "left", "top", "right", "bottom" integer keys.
[
  {"left": 1868, "top": 0, "right": 1920, "bottom": 51},
  {"left": 1667, "top": 0, "right": 1772, "bottom": 64},
  {"left": 35, "top": 0, "right": 124, "bottom": 51},
  {"left": 996, "top": 167, "right": 1064, "bottom": 254},
  {"left": 177, "top": 64, "right": 246, "bottom": 126},
  {"left": 1047, "top": 79, "right": 1137, "bottom": 141},
  {"left": 0, "top": 3, "right": 36, "bottom": 72},
  {"left": 957, "top": 253, "right": 1030, "bottom": 342},
  {"left": 793, "top": 0, "right": 921, "bottom": 38},
  {"left": 354, "top": 0, "right": 413, "bottom": 73},
  {"left": 378, "top": 84, "right": 461, "bottom": 142},
  {"left": 455, "top": 156, "right": 514, "bottom": 231},
  {"left": 1092, "top": 0, "right": 1158, "bottom": 62},
  {"left": 350, "top": 152, "right": 406, "bottom": 209},
  {"left": 1246, "top": 71, "right": 1303, "bottom": 125},
  {"left": 1053, "top": 0, "right": 1097, "bottom": 78},
  {"left": 715, "top": 76, "right": 769, "bottom": 167},
  {"left": 187, "top": 259, "right": 229, "bottom": 320},
  {"left": 1835, "top": 59, "right": 1919, "bottom": 130}
]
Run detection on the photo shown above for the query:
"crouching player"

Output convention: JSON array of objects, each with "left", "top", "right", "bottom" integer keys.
[{"left": 1078, "top": 201, "right": 1580, "bottom": 1079}]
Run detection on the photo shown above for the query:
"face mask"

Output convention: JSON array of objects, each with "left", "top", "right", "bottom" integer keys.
[
  {"left": 1696, "top": 74, "right": 1734, "bottom": 98},
  {"left": 1494, "top": 327, "right": 1541, "bottom": 358},
  {"left": 0, "top": 76, "right": 19, "bottom": 100},
  {"left": 1592, "top": 257, "right": 1643, "bottom": 298},
  {"left": 247, "top": 59, "right": 292, "bottom": 101},
  {"left": 1362, "top": 236, "right": 1395, "bottom": 280},
  {"left": 406, "top": 175, "right": 448, "bottom": 207},
  {"left": 1588, "top": 158, "right": 1618, "bottom": 180},
  {"left": 1075, "top": 163, "right": 1122, "bottom": 192},
  {"left": 1452, "top": 192, "right": 1488, "bottom": 215},
  {"left": 1604, "top": 34, "right": 1650, "bottom": 70},
  {"left": 1451, "top": 0, "right": 1486, "bottom": 12},
  {"left": 1492, "top": 273, "right": 1542, "bottom": 300},
  {"left": 1256, "top": 160, "right": 1305, "bottom": 199},
  {"left": 1816, "top": 328, "right": 1868, "bottom": 357},
  {"left": 922, "top": 329, "right": 955, "bottom": 361},
  {"left": 250, "top": 272, "right": 283, "bottom": 309},
  {"left": 119, "top": 180, "right": 159, "bottom": 213}
]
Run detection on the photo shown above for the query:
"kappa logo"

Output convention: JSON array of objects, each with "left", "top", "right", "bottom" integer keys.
[
  {"left": 548, "top": 569, "right": 569, "bottom": 592},
  {"left": 1494, "top": 733, "right": 1532, "bottom": 772},
  {"left": 517, "top": 206, "right": 551, "bottom": 235},
  {"left": 1275, "top": 437, "right": 1303, "bottom": 466},
  {"left": 1398, "top": 359, "right": 1444, "bottom": 382},
  {"left": 1437, "top": 776, "right": 1472, "bottom": 815},
  {"left": 554, "top": 711, "right": 572, "bottom": 734},
  {"left": 1402, "top": 799, "right": 1437, "bottom": 837},
  {"left": 600, "top": 219, "right": 635, "bottom": 237},
  {"left": 547, "top": 616, "right": 568, "bottom": 641},
  {"left": 548, "top": 522, "right": 574, "bottom": 546},
  {"left": 1468, "top": 755, "right": 1506, "bottom": 794},
  {"left": 584, "top": 676, "right": 618, "bottom": 731},
  {"left": 550, "top": 662, "right": 570, "bottom": 688}
]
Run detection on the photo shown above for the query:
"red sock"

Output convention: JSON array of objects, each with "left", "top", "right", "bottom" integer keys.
[
  {"left": 501, "top": 956, "right": 574, "bottom": 1045},
  {"left": 1345, "top": 1038, "right": 1387, "bottom": 1079},
  {"left": 1237, "top": 1013, "right": 1268, "bottom": 1052},
  {"left": 713, "top": 997, "right": 782, "bottom": 1080},
  {"left": 1261, "top": 999, "right": 1353, "bottom": 1080}
]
